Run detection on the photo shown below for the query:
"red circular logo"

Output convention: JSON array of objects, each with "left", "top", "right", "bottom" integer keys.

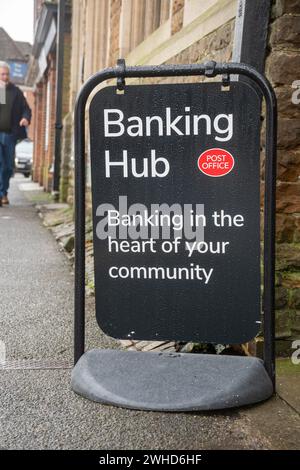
[{"left": 197, "top": 148, "right": 235, "bottom": 177}]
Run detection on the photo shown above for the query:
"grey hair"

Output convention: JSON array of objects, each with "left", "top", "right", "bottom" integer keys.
[{"left": 0, "top": 61, "right": 10, "bottom": 71}]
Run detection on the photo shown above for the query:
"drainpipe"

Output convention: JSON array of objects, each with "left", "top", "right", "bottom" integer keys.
[
  {"left": 232, "top": 0, "right": 271, "bottom": 75},
  {"left": 53, "top": 0, "right": 65, "bottom": 199}
]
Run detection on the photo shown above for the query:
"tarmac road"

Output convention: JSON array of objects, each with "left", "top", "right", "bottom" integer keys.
[{"left": 0, "top": 175, "right": 299, "bottom": 450}]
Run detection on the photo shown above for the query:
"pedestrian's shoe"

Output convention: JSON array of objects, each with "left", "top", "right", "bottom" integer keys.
[{"left": 2, "top": 195, "right": 9, "bottom": 205}]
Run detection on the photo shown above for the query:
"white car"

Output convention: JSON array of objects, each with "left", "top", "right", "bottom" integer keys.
[{"left": 15, "top": 138, "right": 33, "bottom": 178}]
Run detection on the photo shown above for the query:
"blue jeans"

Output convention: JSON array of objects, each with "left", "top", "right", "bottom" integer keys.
[{"left": 0, "top": 132, "right": 16, "bottom": 197}]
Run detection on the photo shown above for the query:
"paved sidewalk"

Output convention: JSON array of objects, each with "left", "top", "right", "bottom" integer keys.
[{"left": 0, "top": 176, "right": 299, "bottom": 450}]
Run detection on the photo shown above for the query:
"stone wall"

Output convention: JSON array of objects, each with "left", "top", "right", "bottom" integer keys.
[
  {"left": 166, "top": 19, "right": 234, "bottom": 72},
  {"left": 266, "top": 0, "right": 300, "bottom": 353}
]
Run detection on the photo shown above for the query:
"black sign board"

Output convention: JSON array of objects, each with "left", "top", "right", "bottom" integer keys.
[{"left": 89, "top": 82, "right": 261, "bottom": 344}]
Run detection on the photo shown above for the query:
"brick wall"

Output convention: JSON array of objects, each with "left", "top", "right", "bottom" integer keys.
[
  {"left": 31, "top": 6, "right": 72, "bottom": 195},
  {"left": 32, "top": 55, "right": 56, "bottom": 191},
  {"left": 23, "top": 90, "right": 35, "bottom": 141},
  {"left": 59, "top": 28, "right": 72, "bottom": 201},
  {"left": 44, "top": 53, "right": 57, "bottom": 192},
  {"left": 32, "top": 81, "right": 46, "bottom": 184}
]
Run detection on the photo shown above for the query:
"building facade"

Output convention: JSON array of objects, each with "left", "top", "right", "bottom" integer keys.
[
  {"left": 28, "top": 0, "right": 71, "bottom": 192},
  {"left": 30, "top": 0, "right": 300, "bottom": 354}
]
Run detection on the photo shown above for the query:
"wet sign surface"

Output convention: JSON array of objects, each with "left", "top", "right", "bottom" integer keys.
[{"left": 89, "top": 82, "right": 261, "bottom": 343}]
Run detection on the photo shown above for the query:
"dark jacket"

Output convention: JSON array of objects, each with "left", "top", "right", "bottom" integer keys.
[{"left": 7, "top": 82, "right": 32, "bottom": 140}]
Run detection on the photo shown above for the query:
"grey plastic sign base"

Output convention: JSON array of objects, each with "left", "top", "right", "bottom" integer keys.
[{"left": 71, "top": 349, "right": 273, "bottom": 411}]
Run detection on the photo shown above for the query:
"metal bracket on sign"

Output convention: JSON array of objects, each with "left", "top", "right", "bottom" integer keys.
[{"left": 116, "top": 58, "right": 126, "bottom": 92}]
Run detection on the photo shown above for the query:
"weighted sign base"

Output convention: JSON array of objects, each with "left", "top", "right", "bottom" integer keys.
[{"left": 71, "top": 349, "right": 273, "bottom": 411}]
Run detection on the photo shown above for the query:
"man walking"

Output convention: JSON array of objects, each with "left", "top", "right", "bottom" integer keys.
[{"left": 0, "top": 61, "right": 31, "bottom": 206}]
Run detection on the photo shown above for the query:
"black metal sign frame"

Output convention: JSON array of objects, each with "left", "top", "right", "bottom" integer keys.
[{"left": 74, "top": 61, "right": 277, "bottom": 390}]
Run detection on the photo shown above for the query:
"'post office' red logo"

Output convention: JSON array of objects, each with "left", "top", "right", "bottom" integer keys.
[{"left": 197, "top": 148, "right": 235, "bottom": 177}]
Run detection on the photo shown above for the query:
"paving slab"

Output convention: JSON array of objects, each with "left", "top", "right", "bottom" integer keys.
[
  {"left": 0, "top": 369, "right": 269, "bottom": 450},
  {"left": 0, "top": 176, "right": 299, "bottom": 450}
]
